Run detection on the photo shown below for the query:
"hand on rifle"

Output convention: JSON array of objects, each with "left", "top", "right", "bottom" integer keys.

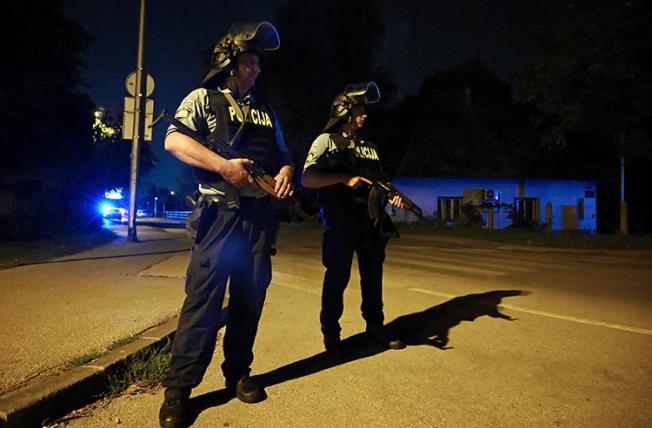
[
  {"left": 389, "top": 194, "right": 408, "bottom": 211},
  {"left": 274, "top": 166, "right": 294, "bottom": 199},
  {"left": 345, "top": 175, "right": 373, "bottom": 189},
  {"left": 220, "top": 158, "right": 258, "bottom": 189}
]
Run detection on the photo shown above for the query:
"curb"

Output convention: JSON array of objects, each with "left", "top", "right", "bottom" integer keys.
[{"left": 0, "top": 317, "right": 179, "bottom": 428}]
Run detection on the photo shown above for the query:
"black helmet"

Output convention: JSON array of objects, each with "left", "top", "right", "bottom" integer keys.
[
  {"left": 202, "top": 21, "right": 280, "bottom": 85},
  {"left": 323, "top": 81, "right": 380, "bottom": 132}
]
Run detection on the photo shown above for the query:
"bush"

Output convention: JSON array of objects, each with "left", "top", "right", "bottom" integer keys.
[
  {"left": 0, "top": 191, "right": 102, "bottom": 239},
  {"left": 505, "top": 207, "right": 545, "bottom": 231},
  {"left": 460, "top": 202, "right": 485, "bottom": 227}
]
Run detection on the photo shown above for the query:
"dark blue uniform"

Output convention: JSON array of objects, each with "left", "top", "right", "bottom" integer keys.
[
  {"left": 304, "top": 132, "right": 392, "bottom": 339},
  {"left": 163, "top": 87, "right": 291, "bottom": 398}
]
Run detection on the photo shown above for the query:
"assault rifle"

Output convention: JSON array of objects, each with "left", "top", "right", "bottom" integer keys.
[
  {"left": 367, "top": 178, "right": 425, "bottom": 220},
  {"left": 323, "top": 143, "right": 425, "bottom": 220},
  {"left": 151, "top": 109, "right": 312, "bottom": 221}
]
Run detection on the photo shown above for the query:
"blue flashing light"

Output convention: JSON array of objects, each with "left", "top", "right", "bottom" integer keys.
[{"left": 101, "top": 203, "right": 113, "bottom": 217}]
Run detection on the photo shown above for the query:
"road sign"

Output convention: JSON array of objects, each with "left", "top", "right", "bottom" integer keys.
[
  {"left": 122, "top": 97, "right": 154, "bottom": 141},
  {"left": 125, "top": 71, "right": 155, "bottom": 97}
]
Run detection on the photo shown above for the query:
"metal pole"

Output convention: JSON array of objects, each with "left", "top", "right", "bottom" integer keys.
[
  {"left": 128, "top": 0, "right": 146, "bottom": 242},
  {"left": 620, "top": 153, "right": 628, "bottom": 234},
  {"left": 620, "top": 154, "right": 625, "bottom": 202}
]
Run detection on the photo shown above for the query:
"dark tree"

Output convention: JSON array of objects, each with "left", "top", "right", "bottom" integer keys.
[
  {"left": 518, "top": 0, "right": 652, "bottom": 161},
  {"left": 371, "top": 59, "right": 542, "bottom": 178},
  {"left": 0, "top": 0, "right": 95, "bottom": 173},
  {"left": 77, "top": 109, "right": 156, "bottom": 195}
]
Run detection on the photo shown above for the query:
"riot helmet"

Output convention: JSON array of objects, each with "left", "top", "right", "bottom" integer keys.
[
  {"left": 202, "top": 21, "right": 280, "bottom": 85},
  {"left": 323, "top": 81, "right": 380, "bottom": 132}
]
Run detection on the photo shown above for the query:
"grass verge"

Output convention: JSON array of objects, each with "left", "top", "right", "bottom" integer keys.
[
  {"left": 0, "top": 228, "right": 117, "bottom": 269},
  {"left": 65, "top": 351, "right": 103, "bottom": 370},
  {"left": 106, "top": 338, "right": 172, "bottom": 395}
]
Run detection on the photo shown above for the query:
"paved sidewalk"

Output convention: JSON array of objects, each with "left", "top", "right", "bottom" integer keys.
[{"left": 0, "top": 225, "right": 191, "bottom": 425}]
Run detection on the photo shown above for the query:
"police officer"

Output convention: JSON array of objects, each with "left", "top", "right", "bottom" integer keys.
[
  {"left": 302, "top": 82, "right": 406, "bottom": 352},
  {"left": 159, "top": 22, "right": 294, "bottom": 428}
]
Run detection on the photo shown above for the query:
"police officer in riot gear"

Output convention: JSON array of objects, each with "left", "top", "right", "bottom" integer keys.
[
  {"left": 159, "top": 22, "right": 294, "bottom": 428},
  {"left": 303, "top": 82, "right": 406, "bottom": 352}
]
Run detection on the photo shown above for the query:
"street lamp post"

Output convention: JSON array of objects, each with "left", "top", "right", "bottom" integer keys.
[
  {"left": 154, "top": 196, "right": 158, "bottom": 217},
  {"left": 127, "top": 0, "right": 147, "bottom": 242}
]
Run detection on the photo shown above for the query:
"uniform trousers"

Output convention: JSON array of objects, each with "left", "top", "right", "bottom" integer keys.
[
  {"left": 320, "top": 202, "right": 389, "bottom": 337},
  {"left": 163, "top": 197, "right": 277, "bottom": 398}
]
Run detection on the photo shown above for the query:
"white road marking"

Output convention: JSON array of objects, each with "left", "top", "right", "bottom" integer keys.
[
  {"left": 388, "top": 252, "right": 535, "bottom": 273},
  {"left": 409, "top": 287, "right": 652, "bottom": 336},
  {"left": 273, "top": 272, "right": 322, "bottom": 296},
  {"left": 386, "top": 258, "right": 506, "bottom": 277},
  {"left": 274, "top": 281, "right": 321, "bottom": 296}
]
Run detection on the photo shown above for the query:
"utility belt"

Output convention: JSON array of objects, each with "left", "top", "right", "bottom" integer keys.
[
  {"left": 197, "top": 182, "right": 238, "bottom": 210},
  {"left": 186, "top": 182, "right": 271, "bottom": 241}
]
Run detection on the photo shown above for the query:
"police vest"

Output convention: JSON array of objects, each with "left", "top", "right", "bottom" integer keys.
[
  {"left": 317, "top": 133, "right": 384, "bottom": 206},
  {"left": 193, "top": 89, "right": 281, "bottom": 187}
]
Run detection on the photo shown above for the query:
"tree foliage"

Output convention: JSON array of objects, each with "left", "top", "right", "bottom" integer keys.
[
  {"left": 0, "top": 0, "right": 96, "bottom": 173},
  {"left": 518, "top": 0, "right": 652, "bottom": 158},
  {"left": 370, "top": 59, "right": 543, "bottom": 178},
  {"left": 81, "top": 109, "right": 156, "bottom": 194}
]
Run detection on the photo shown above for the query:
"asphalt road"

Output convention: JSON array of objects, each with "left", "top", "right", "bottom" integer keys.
[{"left": 52, "top": 224, "right": 652, "bottom": 427}]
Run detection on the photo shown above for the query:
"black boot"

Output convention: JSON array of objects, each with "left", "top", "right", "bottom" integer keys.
[
  {"left": 159, "top": 397, "right": 188, "bottom": 428},
  {"left": 323, "top": 332, "right": 342, "bottom": 352},
  {"left": 226, "top": 375, "right": 266, "bottom": 403},
  {"left": 366, "top": 325, "right": 406, "bottom": 350}
]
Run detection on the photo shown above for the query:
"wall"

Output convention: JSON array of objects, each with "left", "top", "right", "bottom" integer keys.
[{"left": 391, "top": 177, "right": 597, "bottom": 232}]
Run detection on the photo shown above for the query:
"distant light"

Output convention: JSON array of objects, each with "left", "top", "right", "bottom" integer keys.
[
  {"left": 104, "top": 188, "right": 124, "bottom": 200},
  {"left": 170, "top": 191, "right": 175, "bottom": 196},
  {"left": 101, "top": 203, "right": 113, "bottom": 217}
]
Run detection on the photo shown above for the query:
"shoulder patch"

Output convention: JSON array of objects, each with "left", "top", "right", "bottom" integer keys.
[{"left": 175, "top": 107, "right": 193, "bottom": 119}]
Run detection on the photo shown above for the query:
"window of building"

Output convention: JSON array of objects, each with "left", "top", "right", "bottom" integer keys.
[
  {"left": 514, "top": 197, "right": 540, "bottom": 223},
  {"left": 437, "top": 196, "right": 463, "bottom": 223}
]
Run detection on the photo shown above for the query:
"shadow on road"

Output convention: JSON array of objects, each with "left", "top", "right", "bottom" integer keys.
[{"left": 187, "top": 289, "right": 525, "bottom": 422}]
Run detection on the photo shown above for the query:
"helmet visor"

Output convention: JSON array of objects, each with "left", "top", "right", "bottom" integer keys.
[
  {"left": 229, "top": 21, "right": 280, "bottom": 51},
  {"left": 344, "top": 81, "right": 380, "bottom": 105}
]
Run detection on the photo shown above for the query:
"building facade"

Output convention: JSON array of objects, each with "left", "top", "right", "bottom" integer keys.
[{"left": 391, "top": 177, "right": 597, "bottom": 232}]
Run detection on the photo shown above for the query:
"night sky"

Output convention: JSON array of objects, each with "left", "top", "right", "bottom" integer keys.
[{"left": 62, "top": 0, "right": 551, "bottom": 191}]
